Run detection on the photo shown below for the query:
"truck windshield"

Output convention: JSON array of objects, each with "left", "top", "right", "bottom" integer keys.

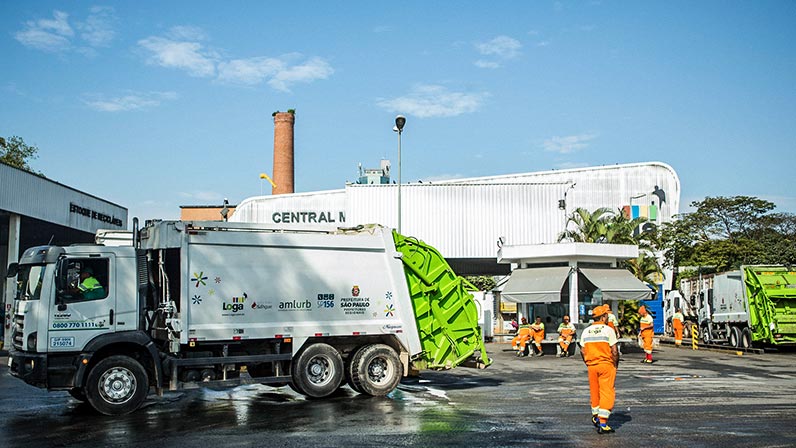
[{"left": 16, "top": 264, "right": 46, "bottom": 301}]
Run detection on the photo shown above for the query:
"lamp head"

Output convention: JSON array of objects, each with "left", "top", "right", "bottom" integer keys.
[{"left": 394, "top": 115, "right": 406, "bottom": 131}]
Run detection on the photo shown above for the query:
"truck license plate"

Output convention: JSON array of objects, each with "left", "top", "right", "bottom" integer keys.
[{"left": 50, "top": 337, "right": 75, "bottom": 348}]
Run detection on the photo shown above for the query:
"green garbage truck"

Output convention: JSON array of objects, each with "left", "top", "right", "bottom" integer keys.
[
  {"left": 693, "top": 265, "right": 796, "bottom": 347},
  {"left": 7, "top": 220, "right": 490, "bottom": 415}
]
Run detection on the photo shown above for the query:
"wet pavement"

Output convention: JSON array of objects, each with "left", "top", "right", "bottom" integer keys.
[{"left": 2, "top": 343, "right": 796, "bottom": 447}]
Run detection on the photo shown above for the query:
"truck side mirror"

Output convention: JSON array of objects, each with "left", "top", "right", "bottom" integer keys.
[{"left": 5, "top": 262, "right": 18, "bottom": 278}]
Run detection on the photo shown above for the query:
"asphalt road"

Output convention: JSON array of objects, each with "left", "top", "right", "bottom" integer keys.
[{"left": 2, "top": 343, "right": 795, "bottom": 448}]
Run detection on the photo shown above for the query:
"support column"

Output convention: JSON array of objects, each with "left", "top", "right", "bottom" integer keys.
[
  {"left": 569, "top": 261, "right": 579, "bottom": 325},
  {"left": 3, "top": 214, "right": 20, "bottom": 350}
]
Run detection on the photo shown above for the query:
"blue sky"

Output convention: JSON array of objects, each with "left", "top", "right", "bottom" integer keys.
[{"left": 2, "top": 1, "right": 795, "bottom": 223}]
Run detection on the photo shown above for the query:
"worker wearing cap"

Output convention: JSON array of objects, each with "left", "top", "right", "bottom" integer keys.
[
  {"left": 557, "top": 315, "right": 576, "bottom": 357},
  {"left": 579, "top": 304, "right": 619, "bottom": 434},
  {"left": 76, "top": 266, "right": 105, "bottom": 300},
  {"left": 530, "top": 316, "right": 545, "bottom": 356},
  {"left": 639, "top": 305, "right": 655, "bottom": 363},
  {"left": 512, "top": 317, "right": 532, "bottom": 357},
  {"left": 672, "top": 307, "right": 684, "bottom": 347}
]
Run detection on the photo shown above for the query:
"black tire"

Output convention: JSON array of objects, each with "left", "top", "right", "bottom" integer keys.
[
  {"left": 741, "top": 327, "right": 753, "bottom": 349},
  {"left": 85, "top": 355, "right": 149, "bottom": 415},
  {"left": 68, "top": 388, "right": 87, "bottom": 402},
  {"left": 729, "top": 326, "right": 742, "bottom": 348},
  {"left": 701, "top": 326, "right": 712, "bottom": 344},
  {"left": 291, "top": 343, "right": 343, "bottom": 398},
  {"left": 345, "top": 347, "right": 365, "bottom": 393},
  {"left": 351, "top": 344, "right": 402, "bottom": 397}
]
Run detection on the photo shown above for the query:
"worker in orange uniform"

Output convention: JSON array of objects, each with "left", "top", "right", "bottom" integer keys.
[
  {"left": 530, "top": 316, "right": 545, "bottom": 356},
  {"left": 579, "top": 304, "right": 619, "bottom": 434},
  {"left": 606, "top": 307, "right": 621, "bottom": 337},
  {"left": 638, "top": 305, "right": 655, "bottom": 363},
  {"left": 512, "top": 317, "right": 532, "bottom": 357},
  {"left": 672, "top": 307, "right": 684, "bottom": 347},
  {"left": 557, "top": 315, "right": 576, "bottom": 357}
]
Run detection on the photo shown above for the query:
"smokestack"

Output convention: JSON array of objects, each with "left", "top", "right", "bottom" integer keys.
[{"left": 272, "top": 111, "right": 295, "bottom": 195}]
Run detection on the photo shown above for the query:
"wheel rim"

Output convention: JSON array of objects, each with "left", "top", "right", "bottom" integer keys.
[
  {"left": 306, "top": 355, "right": 333, "bottom": 386},
  {"left": 98, "top": 367, "right": 136, "bottom": 404},
  {"left": 367, "top": 357, "right": 394, "bottom": 385}
]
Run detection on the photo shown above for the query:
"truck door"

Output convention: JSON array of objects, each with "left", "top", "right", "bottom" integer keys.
[{"left": 47, "top": 256, "right": 116, "bottom": 352}]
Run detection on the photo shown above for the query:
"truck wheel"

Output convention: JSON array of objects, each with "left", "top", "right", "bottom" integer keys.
[
  {"left": 85, "top": 355, "right": 149, "bottom": 415},
  {"left": 351, "top": 344, "right": 402, "bottom": 397},
  {"left": 701, "top": 326, "right": 712, "bottom": 344},
  {"left": 729, "top": 326, "right": 742, "bottom": 348},
  {"left": 68, "top": 388, "right": 87, "bottom": 402},
  {"left": 291, "top": 343, "right": 343, "bottom": 398},
  {"left": 741, "top": 328, "right": 753, "bottom": 349},
  {"left": 345, "top": 348, "right": 364, "bottom": 393}
]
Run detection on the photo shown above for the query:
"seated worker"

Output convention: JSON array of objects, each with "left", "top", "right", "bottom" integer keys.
[
  {"left": 74, "top": 266, "right": 106, "bottom": 300},
  {"left": 512, "top": 317, "right": 532, "bottom": 357},
  {"left": 530, "top": 316, "right": 545, "bottom": 356},
  {"left": 557, "top": 315, "right": 577, "bottom": 357}
]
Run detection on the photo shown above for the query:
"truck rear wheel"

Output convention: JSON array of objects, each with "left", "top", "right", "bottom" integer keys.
[
  {"left": 741, "top": 327, "right": 753, "bottom": 348},
  {"left": 68, "top": 388, "right": 87, "bottom": 402},
  {"left": 86, "top": 355, "right": 149, "bottom": 415},
  {"left": 345, "top": 347, "right": 365, "bottom": 393},
  {"left": 291, "top": 343, "right": 343, "bottom": 398},
  {"left": 351, "top": 344, "right": 402, "bottom": 397},
  {"left": 729, "top": 326, "right": 742, "bottom": 348}
]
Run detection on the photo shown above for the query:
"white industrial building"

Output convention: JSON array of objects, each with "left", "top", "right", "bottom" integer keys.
[{"left": 232, "top": 161, "right": 680, "bottom": 331}]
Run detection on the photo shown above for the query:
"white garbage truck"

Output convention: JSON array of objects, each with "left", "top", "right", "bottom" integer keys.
[{"left": 6, "top": 220, "right": 490, "bottom": 415}]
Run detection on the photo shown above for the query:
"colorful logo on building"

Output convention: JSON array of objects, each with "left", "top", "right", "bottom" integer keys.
[{"left": 352, "top": 285, "right": 360, "bottom": 297}]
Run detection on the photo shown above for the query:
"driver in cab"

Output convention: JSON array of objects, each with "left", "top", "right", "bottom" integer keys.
[{"left": 72, "top": 266, "right": 105, "bottom": 300}]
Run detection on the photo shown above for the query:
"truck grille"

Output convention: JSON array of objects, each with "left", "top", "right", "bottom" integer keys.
[{"left": 12, "top": 314, "right": 24, "bottom": 350}]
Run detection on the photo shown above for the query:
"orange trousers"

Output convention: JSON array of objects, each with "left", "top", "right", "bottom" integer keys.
[
  {"left": 512, "top": 329, "right": 531, "bottom": 351},
  {"left": 640, "top": 328, "right": 654, "bottom": 354},
  {"left": 558, "top": 334, "right": 573, "bottom": 353},
  {"left": 588, "top": 363, "right": 617, "bottom": 422},
  {"left": 532, "top": 330, "right": 544, "bottom": 350},
  {"left": 673, "top": 321, "right": 684, "bottom": 345}
]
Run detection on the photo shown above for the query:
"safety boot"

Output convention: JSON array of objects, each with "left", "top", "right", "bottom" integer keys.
[
  {"left": 591, "top": 415, "right": 599, "bottom": 428},
  {"left": 597, "top": 424, "right": 614, "bottom": 434}
]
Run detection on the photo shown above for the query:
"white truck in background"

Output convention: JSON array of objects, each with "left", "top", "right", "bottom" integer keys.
[{"left": 7, "top": 220, "right": 490, "bottom": 415}]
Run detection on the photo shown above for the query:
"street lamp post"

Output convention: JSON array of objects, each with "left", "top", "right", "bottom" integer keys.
[{"left": 393, "top": 115, "right": 406, "bottom": 233}]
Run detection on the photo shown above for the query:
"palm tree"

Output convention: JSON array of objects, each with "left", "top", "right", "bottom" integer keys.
[{"left": 558, "top": 207, "right": 613, "bottom": 243}]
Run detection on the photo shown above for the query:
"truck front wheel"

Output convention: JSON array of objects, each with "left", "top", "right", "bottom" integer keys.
[
  {"left": 292, "top": 343, "right": 343, "bottom": 398},
  {"left": 85, "top": 355, "right": 149, "bottom": 415},
  {"left": 351, "top": 344, "right": 402, "bottom": 397}
]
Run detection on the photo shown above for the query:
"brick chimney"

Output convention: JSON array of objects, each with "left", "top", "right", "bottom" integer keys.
[{"left": 272, "top": 111, "right": 295, "bottom": 195}]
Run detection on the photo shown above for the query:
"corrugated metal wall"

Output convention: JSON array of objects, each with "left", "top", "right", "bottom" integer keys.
[
  {"left": 0, "top": 163, "right": 127, "bottom": 233},
  {"left": 231, "top": 162, "right": 681, "bottom": 259},
  {"left": 231, "top": 189, "right": 347, "bottom": 229}
]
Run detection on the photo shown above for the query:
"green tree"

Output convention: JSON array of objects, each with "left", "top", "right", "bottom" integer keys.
[
  {"left": 466, "top": 275, "right": 496, "bottom": 291},
  {"left": 0, "top": 135, "right": 40, "bottom": 173},
  {"left": 558, "top": 207, "right": 613, "bottom": 242}
]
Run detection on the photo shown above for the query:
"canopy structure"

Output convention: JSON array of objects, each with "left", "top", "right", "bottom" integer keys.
[
  {"left": 501, "top": 267, "right": 571, "bottom": 303},
  {"left": 580, "top": 268, "right": 653, "bottom": 301}
]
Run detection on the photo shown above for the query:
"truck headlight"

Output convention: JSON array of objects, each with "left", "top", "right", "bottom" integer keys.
[{"left": 27, "top": 332, "right": 37, "bottom": 351}]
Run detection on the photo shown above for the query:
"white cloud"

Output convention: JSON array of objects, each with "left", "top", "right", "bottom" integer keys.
[
  {"left": 267, "top": 57, "right": 334, "bottom": 92},
  {"left": 138, "top": 36, "right": 218, "bottom": 77},
  {"left": 83, "top": 91, "right": 178, "bottom": 112},
  {"left": 474, "top": 60, "right": 500, "bottom": 69},
  {"left": 377, "top": 84, "right": 489, "bottom": 118},
  {"left": 475, "top": 35, "right": 522, "bottom": 59},
  {"left": 167, "top": 25, "right": 208, "bottom": 41},
  {"left": 77, "top": 6, "right": 117, "bottom": 47},
  {"left": 218, "top": 57, "right": 284, "bottom": 85},
  {"left": 543, "top": 133, "right": 598, "bottom": 154},
  {"left": 15, "top": 10, "right": 74, "bottom": 52},
  {"left": 536, "top": 40, "right": 551, "bottom": 47}
]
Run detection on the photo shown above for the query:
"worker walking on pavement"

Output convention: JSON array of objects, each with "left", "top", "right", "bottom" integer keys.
[
  {"left": 579, "top": 304, "right": 619, "bottom": 434},
  {"left": 557, "top": 315, "right": 576, "bottom": 357},
  {"left": 639, "top": 305, "right": 655, "bottom": 363},
  {"left": 607, "top": 308, "right": 621, "bottom": 337},
  {"left": 530, "top": 316, "right": 545, "bottom": 356},
  {"left": 512, "top": 317, "right": 532, "bottom": 356},
  {"left": 672, "top": 307, "right": 684, "bottom": 347}
]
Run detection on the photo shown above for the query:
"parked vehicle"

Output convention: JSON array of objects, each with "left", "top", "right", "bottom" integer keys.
[
  {"left": 6, "top": 220, "right": 490, "bottom": 415},
  {"left": 679, "top": 266, "right": 796, "bottom": 348}
]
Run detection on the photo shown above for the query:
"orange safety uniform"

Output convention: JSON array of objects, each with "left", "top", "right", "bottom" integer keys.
[
  {"left": 607, "top": 311, "right": 620, "bottom": 337},
  {"left": 672, "top": 311, "right": 684, "bottom": 346},
  {"left": 639, "top": 306, "right": 654, "bottom": 362},
  {"left": 530, "top": 320, "right": 545, "bottom": 354},
  {"left": 557, "top": 321, "right": 576, "bottom": 355},
  {"left": 512, "top": 324, "right": 532, "bottom": 353},
  {"left": 579, "top": 311, "right": 618, "bottom": 426}
]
